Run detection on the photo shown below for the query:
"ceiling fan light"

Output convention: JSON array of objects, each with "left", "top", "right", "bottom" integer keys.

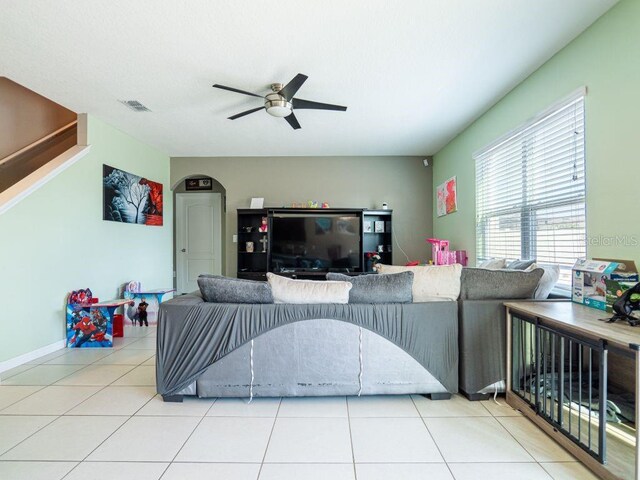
[
  {"left": 266, "top": 105, "right": 292, "bottom": 117},
  {"left": 265, "top": 93, "right": 292, "bottom": 117}
]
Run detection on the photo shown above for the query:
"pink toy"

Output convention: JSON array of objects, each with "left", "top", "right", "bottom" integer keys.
[
  {"left": 455, "top": 250, "right": 468, "bottom": 266},
  {"left": 426, "top": 238, "right": 468, "bottom": 266},
  {"left": 258, "top": 217, "right": 268, "bottom": 232},
  {"left": 426, "top": 238, "right": 449, "bottom": 266}
]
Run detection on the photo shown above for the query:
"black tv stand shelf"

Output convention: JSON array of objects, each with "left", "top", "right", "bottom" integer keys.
[{"left": 236, "top": 208, "right": 392, "bottom": 280}]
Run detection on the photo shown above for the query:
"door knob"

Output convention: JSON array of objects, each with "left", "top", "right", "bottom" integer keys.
[{"left": 181, "top": 248, "right": 186, "bottom": 252}]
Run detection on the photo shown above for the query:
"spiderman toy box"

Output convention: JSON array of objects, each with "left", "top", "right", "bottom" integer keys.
[{"left": 66, "top": 288, "right": 114, "bottom": 348}]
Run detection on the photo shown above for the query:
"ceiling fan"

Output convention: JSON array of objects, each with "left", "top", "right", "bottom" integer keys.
[{"left": 212, "top": 73, "right": 347, "bottom": 130}]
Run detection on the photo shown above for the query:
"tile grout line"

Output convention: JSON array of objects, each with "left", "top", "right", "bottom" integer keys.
[
  {"left": 492, "top": 414, "right": 546, "bottom": 465},
  {"left": 2, "top": 359, "right": 576, "bottom": 479},
  {"left": 60, "top": 354, "right": 158, "bottom": 475},
  {"left": 1, "top": 363, "right": 89, "bottom": 387},
  {"left": 50, "top": 342, "right": 176, "bottom": 479},
  {"left": 410, "top": 395, "right": 456, "bottom": 479},
  {"left": 155, "top": 401, "right": 217, "bottom": 480},
  {"left": 493, "top": 413, "right": 580, "bottom": 474},
  {"left": 155, "top": 462, "right": 172, "bottom": 480},
  {"left": 74, "top": 415, "right": 189, "bottom": 463},
  {"left": 0, "top": 387, "right": 107, "bottom": 417},
  {"left": 0, "top": 331, "right": 158, "bottom": 465},
  {"left": 0, "top": 354, "right": 153, "bottom": 475},
  {"left": 16, "top": 345, "right": 136, "bottom": 389},
  {"left": 19, "top": 347, "right": 69, "bottom": 367},
  {"left": 60, "top": 348, "right": 160, "bottom": 477},
  {"left": 345, "top": 396, "right": 358, "bottom": 480},
  {"left": 0, "top": 384, "right": 48, "bottom": 413},
  {"left": 56, "top": 363, "right": 136, "bottom": 411},
  {"left": 256, "top": 397, "right": 283, "bottom": 480},
  {"left": 0, "top": 413, "right": 61, "bottom": 458},
  {"left": 0, "top": 349, "right": 121, "bottom": 416},
  {"left": 0, "top": 363, "right": 40, "bottom": 381},
  {"left": 1, "top": 379, "right": 128, "bottom": 469},
  {"left": 60, "top": 413, "right": 142, "bottom": 479}
]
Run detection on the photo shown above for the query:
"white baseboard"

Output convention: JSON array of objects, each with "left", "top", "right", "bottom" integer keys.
[{"left": 0, "top": 339, "right": 66, "bottom": 373}]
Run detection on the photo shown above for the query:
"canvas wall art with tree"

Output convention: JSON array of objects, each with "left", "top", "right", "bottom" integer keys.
[{"left": 103, "top": 165, "right": 163, "bottom": 226}]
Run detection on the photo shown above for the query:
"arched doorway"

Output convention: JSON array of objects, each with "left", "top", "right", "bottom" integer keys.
[{"left": 172, "top": 175, "right": 227, "bottom": 294}]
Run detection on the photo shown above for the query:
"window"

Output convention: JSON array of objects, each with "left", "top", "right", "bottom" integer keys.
[{"left": 475, "top": 90, "right": 586, "bottom": 290}]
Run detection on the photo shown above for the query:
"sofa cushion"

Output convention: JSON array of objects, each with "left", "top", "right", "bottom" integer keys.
[
  {"left": 197, "top": 275, "right": 273, "bottom": 303},
  {"left": 375, "top": 264, "right": 462, "bottom": 301},
  {"left": 460, "top": 268, "right": 544, "bottom": 300},
  {"left": 527, "top": 263, "right": 561, "bottom": 299},
  {"left": 267, "top": 272, "right": 352, "bottom": 304},
  {"left": 477, "top": 258, "right": 507, "bottom": 269},
  {"left": 506, "top": 259, "right": 536, "bottom": 270},
  {"left": 326, "top": 271, "right": 413, "bottom": 303}
]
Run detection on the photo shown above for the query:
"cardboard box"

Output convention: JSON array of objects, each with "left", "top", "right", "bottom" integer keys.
[
  {"left": 605, "top": 279, "right": 640, "bottom": 313},
  {"left": 571, "top": 259, "right": 638, "bottom": 311}
]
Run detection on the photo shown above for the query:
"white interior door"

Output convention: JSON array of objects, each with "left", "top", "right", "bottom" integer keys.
[{"left": 176, "top": 192, "right": 221, "bottom": 294}]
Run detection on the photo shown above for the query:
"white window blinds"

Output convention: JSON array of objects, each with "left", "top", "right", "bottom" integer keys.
[{"left": 475, "top": 92, "right": 586, "bottom": 290}]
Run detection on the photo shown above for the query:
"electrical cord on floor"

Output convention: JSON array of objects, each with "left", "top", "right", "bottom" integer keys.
[
  {"left": 392, "top": 228, "right": 411, "bottom": 263},
  {"left": 357, "top": 327, "right": 363, "bottom": 397},
  {"left": 493, "top": 382, "right": 500, "bottom": 405},
  {"left": 247, "top": 339, "right": 254, "bottom": 404}
]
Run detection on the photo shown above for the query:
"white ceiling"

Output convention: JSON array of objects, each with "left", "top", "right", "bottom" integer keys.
[{"left": 0, "top": 0, "right": 617, "bottom": 157}]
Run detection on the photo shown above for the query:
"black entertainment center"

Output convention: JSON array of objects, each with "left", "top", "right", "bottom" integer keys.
[{"left": 237, "top": 208, "right": 393, "bottom": 280}]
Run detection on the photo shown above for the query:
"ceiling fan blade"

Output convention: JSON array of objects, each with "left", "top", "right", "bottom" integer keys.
[
  {"left": 213, "top": 84, "right": 263, "bottom": 98},
  {"left": 228, "top": 106, "right": 265, "bottom": 120},
  {"left": 279, "top": 73, "right": 308, "bottom": 101},
  {"left": 292, "top": 98, "right": 347, "bottom": 111},
  {"left": 284, "top": 112, "right": 301, "bottom": 130}
]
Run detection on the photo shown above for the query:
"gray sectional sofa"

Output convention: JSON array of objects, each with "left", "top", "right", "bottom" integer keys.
[
  {"left": 157, "top": 297, "right": 458, "bottom": 401},
  {"left": 156, "top": 267, "right": 554, "bottom": 402},
  {"left": 457, "top": 267, "right": 564, "bottom": 400}
]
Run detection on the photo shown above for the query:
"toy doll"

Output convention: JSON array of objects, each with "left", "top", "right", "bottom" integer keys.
[{"left": 137, "top": 298, "right": 149, "bottom": 326}]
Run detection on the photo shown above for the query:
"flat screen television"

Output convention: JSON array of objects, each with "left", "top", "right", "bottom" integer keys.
[{"left": 270, "top": 213, "right": 361, "bottom": 272}]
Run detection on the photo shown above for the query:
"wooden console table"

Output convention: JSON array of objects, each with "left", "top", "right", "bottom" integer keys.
[{"left": 505, "top": 301, "right": 640, "bottom": 480}]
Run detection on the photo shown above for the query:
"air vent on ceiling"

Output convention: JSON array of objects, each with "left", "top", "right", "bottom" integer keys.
[{"left": 119, "top": 100, "right": 151, "bottom": 112}]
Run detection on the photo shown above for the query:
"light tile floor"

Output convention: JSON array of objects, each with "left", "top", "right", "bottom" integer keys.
[{"left": 0, "top": 325, "right": 598, "bottom": 480}]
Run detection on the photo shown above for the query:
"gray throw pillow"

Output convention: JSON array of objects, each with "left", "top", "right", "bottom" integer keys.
[
  {"left": 460, "top": 268, "right": 544, "bottom": 300},
  {"left": 197, "top": 275, "right": 273, "bottom": 303},
  {"left": 326, "top": 271, "right": 413, "bottom": 303},
  {"left": 506, "top": 259, "right": 536, "bottom": 270}
]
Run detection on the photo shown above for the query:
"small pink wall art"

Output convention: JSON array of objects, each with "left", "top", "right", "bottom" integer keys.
[{"left": 436, "top": 176, "right": 457, "bottom": 217}]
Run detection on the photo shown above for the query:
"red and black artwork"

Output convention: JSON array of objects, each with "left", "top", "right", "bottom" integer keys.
[{"left": 103, "top": 164, "right": 163, "bottom": 226}]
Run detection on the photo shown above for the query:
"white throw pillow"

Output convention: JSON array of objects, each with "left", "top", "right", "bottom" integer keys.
[
  {"left": 477, "top": 258, "right": 507, "bottom": 269},
  {"left": 266, "top": 273, "right": 352, "bottom": 304},
  {"left": 375, "top": 264, "right": 462, "bottom": 301},
  {"left": 526, "top": 263, "right": 561, "bottom": 299}
]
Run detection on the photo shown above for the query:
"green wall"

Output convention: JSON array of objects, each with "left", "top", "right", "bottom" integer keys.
[
  {"left": 171, "top": 156, "right": 433, "bottom": 277},
  {"left": 0, "top": 116, "right": 172, "bottom": 363},
  {"left": 433, "top": 0, "right": 639, "bottom": 268}
]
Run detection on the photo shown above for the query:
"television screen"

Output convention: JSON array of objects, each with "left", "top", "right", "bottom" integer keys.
[{"left": 270, "top": 213, "right": 361, "bottom": 272}]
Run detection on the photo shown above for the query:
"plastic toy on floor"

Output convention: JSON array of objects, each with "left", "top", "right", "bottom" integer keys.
[
  {"left": 66, "top": 288, "right": 112, "bottom": 348},
  {"left": 66, "top": 289, "right": 132, "bottom": 348}
]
